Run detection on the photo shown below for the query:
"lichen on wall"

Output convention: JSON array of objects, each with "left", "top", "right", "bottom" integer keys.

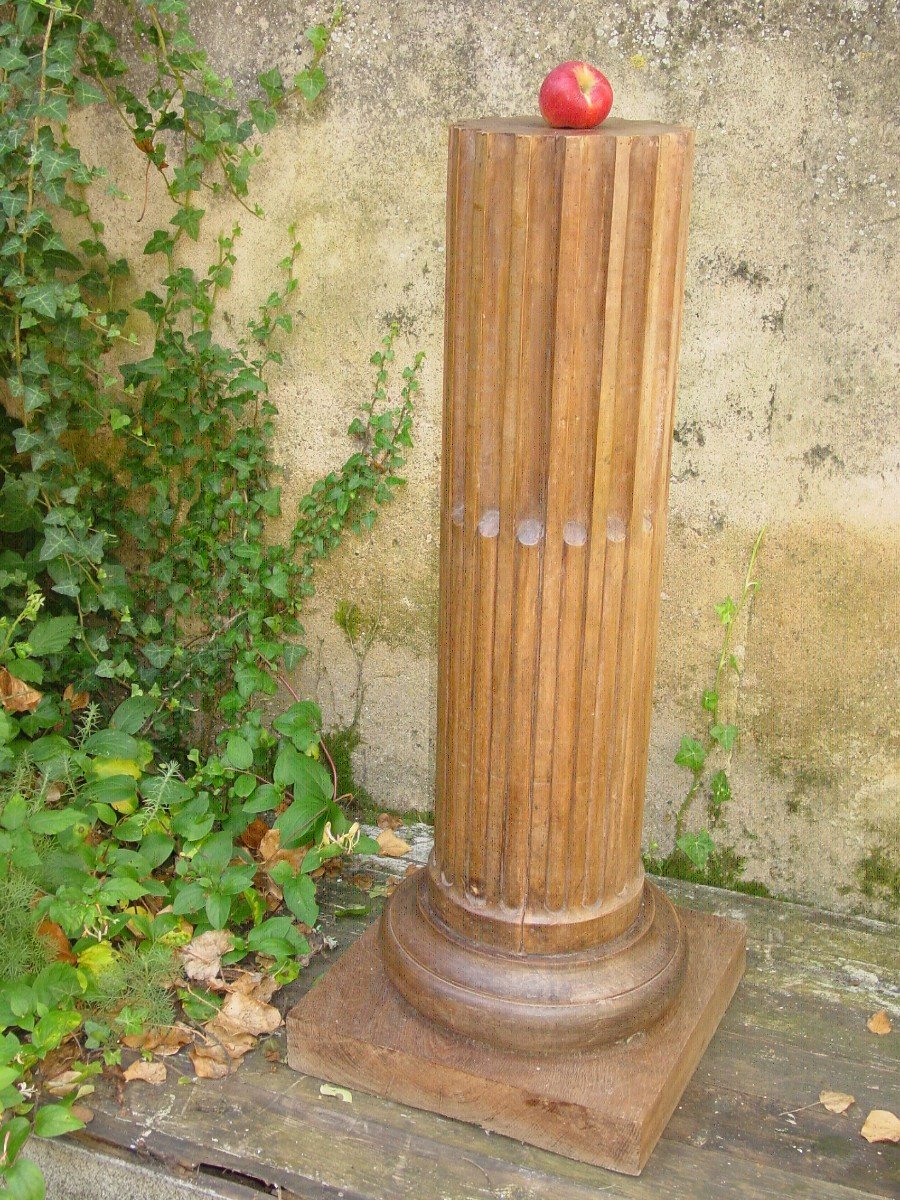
[{"left": 88, "top": 0, "right": 898, "bottom": 914}]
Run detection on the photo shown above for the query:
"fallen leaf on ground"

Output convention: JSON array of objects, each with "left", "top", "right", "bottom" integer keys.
[
  {"left": 240, "top": 818, "right": 270, "bottom": 851},
  {"left": 63, "top": 684, "right": 90, "bottom": 710},
  {"left": 0, "top": 668, "right": 42, "bottom": 713},
  {"left": 376, "top": 829, "right": 411, "bottom": 858},
  {"left": 215, "top": 988, "right": 282, "bottom": 1037},
  {"left": 203, "top": 1024, "right": 256, "bottom": 1060},
  {"left": 122, "top": 1026, "right": 192, "bottom": 1057},
  {"left": 820, "top": 1091, "right": 855, "bottom": 1114},
  {"left": 867, "top": 1010, "right": 892, "bottom": 1036},
  {"left": 123, "top": 1059, "right": 167, "bottom": 1085},
  {"left": 860, "top": 1109, "right": 900, "bottom": 1144},
  {"left": 44, "top": 1070, "right": 82, "bottom": 1098},
  {"left": 189, "top": 1041, "right": 230, "bottom": 1079},
  {"left": 320, "top": 1083, "right": 352, "bottom": 1103},
  {"left": 180, "top": 930, "right": 234, "bottom": 982},
  {"left": 70, "top": 1104, "right": 94, "bottom": 1125},
  {"left": 259, "top": 826, "right": 307, "bottom": 871},
  {"left": 228, "top": 971, "right": 279, "bottom": 1004},
  {"left": 263, "top": 1040, "right": 282, "bottom": 1063},
  {"left": 376, "top": 812, "right": 403, "bottom": 831},
  {"left": 349, "top": 872, "right": 375, "bottom": 891}
]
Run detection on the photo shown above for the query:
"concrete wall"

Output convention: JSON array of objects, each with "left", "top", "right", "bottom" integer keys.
[{"left": 88, "top": 1, "right": 898, "bottom": 915}]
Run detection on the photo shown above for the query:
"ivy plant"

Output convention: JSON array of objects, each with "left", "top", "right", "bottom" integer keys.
[
  {"left": 0, "top": 0, "right": 422, "bottom": 755},
  {"left": 644, "top": 529, "right": 769, "bottom": 894}
]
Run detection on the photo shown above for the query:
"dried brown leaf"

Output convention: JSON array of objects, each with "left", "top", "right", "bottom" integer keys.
[
  {"left": 376, "top": 829, "right": 411, "bottom": 858},
  {"left": 349, "top": 872, "right": 374, "bottom": 891},
  {"left": 70, "top": 1104, "right": 94, "bottom": 1125},
  {"left": 867, "top": 1010, "right": 892, "bottom": 1036},
  {"left": 44, "top": 1070, "right": 82, "bottom": 1098},
  {"left": 214, "top": 989, "right": 282, "bottom": 1037},
  {"left": 123, "top": 1059, "right": 167, "bottom": 1085},
  {"left": 180, "top": 930, "right": 234, "bottom": 982},
  {"left": 63, "top": 684, "right": 90, "bottom": 711},
  {"left": 122, "top": 1027, "right": 192, "bottom": 1057},
  {"left": 860, "top": 1109, "right": 900, "bottom": 1144},
  {"left": 0, "top": 668, "right": 42, "bottom": 714},
  {"left": 189, "top": 1041, "right": 230, "bottom": 1079},
  {"left": 228, "top": 971, "right": 279, "bottom": 1004},
  {"left": 36, "top": 919, "right": 77, "bottom": 965},
  {"left": 819, "top": 1090, "right": 855, "bottom": 1114},
  {"left": 240, "top": 818, "right": 270, "bottom": 851},
  {"left": 204, "top": 1024, "right": 257, "bottom": 1060}
]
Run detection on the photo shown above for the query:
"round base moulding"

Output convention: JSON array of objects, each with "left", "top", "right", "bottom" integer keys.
[{"left": 381, "top": 869, "right": 687, "bottom": 1053}]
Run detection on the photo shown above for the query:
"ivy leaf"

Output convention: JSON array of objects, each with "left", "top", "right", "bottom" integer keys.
[
  {"left": 20, "top": 282, "right": 60, "bottom": 319},
  {"left": 73, "top": 78, "right": 105, "bottom": 106},
  {"left": 272, "top": 701, "right": 321, "bottom": 752},
  {"left": 701, "top": 689, "right": 718, "bottom": 713},
  {"left": 715, "top": 597, "right": 736, "bottom": 627},
  {"left": 171, "top": 205, "right": 205, "bottom": 241},
  {"left": 709, "top": 769, "right": 732, "bottom": 813},
  {"left": 304, "top": 24, "right": 330, "bottom": 52},
  {"left": 38, "top": 526, "right": 76, "bottom": 562},
  {"left": 710, "top": 723, "right": 738, "bottom": 751},
  {"left": 39, "top": 93, "right": 68, "bottom": 122},
  {"left": 143, "top": 229, "right": 175, "bottom": 256},
  {"left": 295, "top": 66, "right": 326, "bottom": 102},
  {"left": 249, "top": 99, "right": 276, "bottom": 134},
  {"left": 674, "top": 736, "right": 706, "bottom": 774},
  {"left": 258, "top": 68, "right": 284, "bottom": 102},
  {"left": 0, "top": 47, "right": 29, "bottom": 71},
  {"left": 676, "top": 829, "right": 715, "bottom": 870}
]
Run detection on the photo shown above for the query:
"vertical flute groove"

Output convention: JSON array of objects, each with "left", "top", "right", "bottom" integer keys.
[{"left": 431, "top": 120, "right": 693, "bottom": 955}]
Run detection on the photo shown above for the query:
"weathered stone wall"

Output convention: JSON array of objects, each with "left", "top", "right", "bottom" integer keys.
[{"left": 87, "top": 1, "right": 898, "bottom": 914}]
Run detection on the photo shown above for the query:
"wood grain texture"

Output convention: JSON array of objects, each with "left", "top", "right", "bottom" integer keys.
[
  {"left": 380, "top": 118, "right": 701, "bottom": 1060},
  {"left": 426, "top": 118, "right": 694, "bottom": 954},
  {"left": 289, "top": 905, "right": 745, "bottom": 1176},
  {"left": 71, "top": 874, "right": 898, "bottom": 1200}
]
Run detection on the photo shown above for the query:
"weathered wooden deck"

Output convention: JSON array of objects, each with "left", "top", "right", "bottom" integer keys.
[{"left": 55, "top": 840, "right": 898, "bottom": 1200}]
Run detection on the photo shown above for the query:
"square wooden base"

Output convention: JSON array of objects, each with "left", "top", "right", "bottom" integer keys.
[{"left": 286, "top": 905, "right": 745, "bottom": 1176}]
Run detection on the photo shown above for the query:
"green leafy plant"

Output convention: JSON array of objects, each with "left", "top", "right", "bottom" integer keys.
[
  {"left": 652, "top": 529, "right": 767, "bottom": 887},
  {"left": 0, "top": 0, "right": 422, "bottom": 755},
  {"left": 0, "top": 595, "right": 380, "bottom": 1192},
  {"left": 0, "top": 4, "right": 420, "bottom": 1191}
]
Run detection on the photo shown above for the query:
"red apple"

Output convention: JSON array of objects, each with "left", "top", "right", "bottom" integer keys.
[{"left": 539, "top": 61, "right": 613, "bottom": 130}]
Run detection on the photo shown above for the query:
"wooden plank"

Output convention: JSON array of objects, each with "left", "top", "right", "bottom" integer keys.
[
  {"left": 73, "top": 1054, "right": 886, "bottom": 1200},
  {"left": 58, "top": 874, "right": 896, "bottom": 1200}
]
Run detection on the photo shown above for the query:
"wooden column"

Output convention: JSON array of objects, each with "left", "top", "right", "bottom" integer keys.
[
  {"left": 381, "top": 117, "right": 695, "bottom": 1051},
  {"left": 287, "top": 115, "right": 747, "bottom": 1175}
]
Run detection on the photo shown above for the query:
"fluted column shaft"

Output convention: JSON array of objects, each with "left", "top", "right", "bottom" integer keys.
[{"left": 430, "top": 117, "right": 694, "bottom": 956}]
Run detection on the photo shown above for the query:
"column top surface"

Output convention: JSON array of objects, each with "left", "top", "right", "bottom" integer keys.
[{"left": 451, "top": 116, "right": 693, "bottom": 140}]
